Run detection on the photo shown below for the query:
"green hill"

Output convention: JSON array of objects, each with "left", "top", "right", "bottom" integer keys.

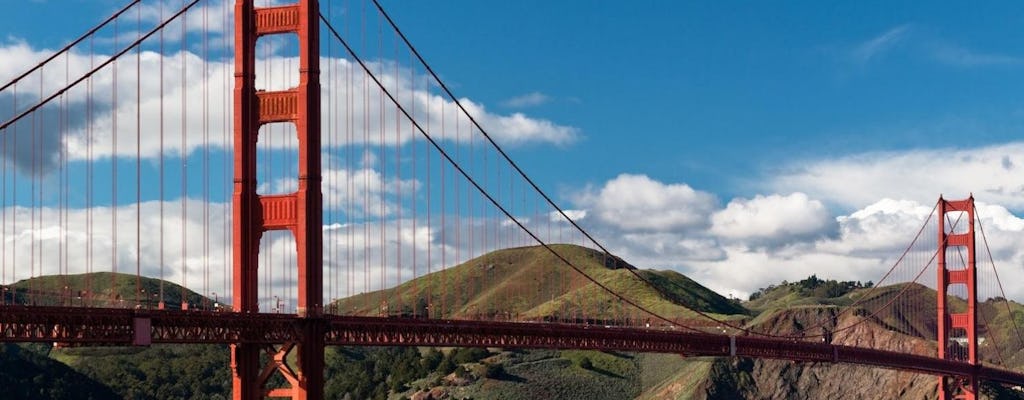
[
  {"left": 8, "top": 272, "right": 212, "bottom": 310},
  {"left": 334, "top": 244, "right": 746, "bottom": 322},
  {"left": 5, "top": 258, "right": 1024, "bottom": 399}
]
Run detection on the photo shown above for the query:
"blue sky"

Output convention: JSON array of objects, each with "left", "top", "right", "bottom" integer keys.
[
  {"left": 3, "top": 1, "right": 1024, "bottom": 302},
  {"left": 384, "top": 1, "right": 1024, "bottom": 201}
]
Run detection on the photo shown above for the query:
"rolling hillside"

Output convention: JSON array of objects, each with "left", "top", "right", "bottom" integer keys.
[
  {"left": 3, "top": 247, "right": 1024, "bottom": 399},
  {"left": 334, "top": 244, "right": 746, "bottom": 322},
  {"left": 8, "top": 272, "right": 212, "bottom": 310}
]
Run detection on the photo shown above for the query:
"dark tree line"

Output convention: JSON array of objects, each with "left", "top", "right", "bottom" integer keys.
[{"left": 749, "top": 275, "right": 873, "bottom": 301}]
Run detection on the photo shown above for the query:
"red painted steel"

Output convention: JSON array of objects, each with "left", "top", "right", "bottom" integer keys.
[
  {"left": 2, "top": 306, "right": 1023, "bottom": 388},
  {"left": 3, "top": 1, "right": 1017, "bottom": 396},
  {"left": 937, "top": 196, "right": 979, "bottom": 400},
  {"left": 232, "top": 0, "right": 322, "bottom": 398}
]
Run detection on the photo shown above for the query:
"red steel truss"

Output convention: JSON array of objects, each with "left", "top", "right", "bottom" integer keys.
[
  {"left": 937, "top": 196, "right": 979, "bottom": 400},
  {"left": 1, "top": 305, "right": 1022, "bottom": 388}
]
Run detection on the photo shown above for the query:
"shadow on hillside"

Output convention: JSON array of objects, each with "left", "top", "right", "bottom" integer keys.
[{"left": 585, "top": 365, "right": 625, "bottom": 379}]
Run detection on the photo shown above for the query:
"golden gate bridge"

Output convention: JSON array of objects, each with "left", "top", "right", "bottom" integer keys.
[{"left": 1, "top": 1, "right": 1023, "bottom": 399}]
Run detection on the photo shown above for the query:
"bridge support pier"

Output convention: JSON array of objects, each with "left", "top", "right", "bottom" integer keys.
[{"left": 232, "top": 0, "right": 323, "bottom": 399}]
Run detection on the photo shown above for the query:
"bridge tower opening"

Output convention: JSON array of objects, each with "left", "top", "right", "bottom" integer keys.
[
  {"left": 937, "top": 196, "right": 978, "bottom": 400},
  {"left": 232, "top": 1, "right": 324, "bottom": 399}
]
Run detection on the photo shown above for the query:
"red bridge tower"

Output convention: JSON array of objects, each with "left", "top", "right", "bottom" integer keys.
[
  {"left": 232, "top": 0, "right": 323, "bottom": 399},
  {"left": 937, "top": 196, "right": 978, "bottom": 400}
]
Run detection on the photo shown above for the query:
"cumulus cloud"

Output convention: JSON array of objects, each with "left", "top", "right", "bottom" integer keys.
[
  {"left": 0, "top": 196, "right": 513, "bottom": 311},
  {"left": 565, "top": 173, "right": 1024, "bottom": 302},
  {"left": 710, "top": 193, "right": 835, "bottom": 244},
  {"left": 577, "top": 174, "right": 718, "bottom": 232},
  {"left": 549, "top": 209, "right": 586, "bottom": 223},
  {"left": 768, "top": 142, "right": 1024, "bottom": 211},
  {"left": 0, "top": 41, "right": 580, "bottom": 173}
]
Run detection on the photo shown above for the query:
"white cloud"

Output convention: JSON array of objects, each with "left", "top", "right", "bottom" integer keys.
[
  {"left": 710, "top": 193, "right": 835, "bottom": 244},
  {"left": 565, "top": 173, "right": 1024, "bottom": 303},
  {"left": 0, "top": 199, "right": 229, "bottom": 299},
  {"left": 930, "top": 43, "right": 1024, "bottom": 68},
  {"left": 1, "top": 42, "right": 580, "bottom": 173},
  {"left": 0, "top": 197, "right": 502, "bottom": 312},
  {"left": 577, "top": 174, "right": 718, "bottom": 232},
  {"left": 502, "top": 92, "right": 550, "bottom": 108},
  {"left": 852, "top": 25, "right": 911, "bottom": 64},
  {"left": 549, "top": 209, "right": 586, "bottom": 223},
  {"left": 768, "top": 142, "right": 1024, "bottom": 211},
  {"left": 843, "top": 24, "right": 1024, "bottom": 70}
]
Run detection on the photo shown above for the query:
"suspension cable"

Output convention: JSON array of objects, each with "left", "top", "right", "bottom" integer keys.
[
  {"left": 0, "top": 0, "right": 201, "bottom": 132},
  {"left": 364, "top": 1, "right": 949, "bottom": 338},
  {"left": 320, "top": 14, "right": 706, "bottom": 333},
  {"left": 976, "top": 207, "right": 1024, "bottom": 349},
  {"left": 0, "top": 0, "right": 141, "bottom": 93}
]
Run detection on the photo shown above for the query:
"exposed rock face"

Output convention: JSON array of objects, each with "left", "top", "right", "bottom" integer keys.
[{"left": 682, "top": 307, "right": 1023, "bottom": 400}]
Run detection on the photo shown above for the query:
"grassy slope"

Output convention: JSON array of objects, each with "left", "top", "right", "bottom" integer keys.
[
  {"left": 335, "top": 244, "right": 745, "bottom": 321},
  {"left": 9, "top": 272, "right": 211, "bottom": 310}
]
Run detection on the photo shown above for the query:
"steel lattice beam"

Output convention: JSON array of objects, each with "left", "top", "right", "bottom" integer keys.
[{"left": 2, "top": 306, "right": 1022, "bottom": 389}]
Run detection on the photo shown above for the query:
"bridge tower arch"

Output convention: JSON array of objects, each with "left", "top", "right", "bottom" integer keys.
[{"left": 937, "top": 196, "right": 978, "bottom": 400}]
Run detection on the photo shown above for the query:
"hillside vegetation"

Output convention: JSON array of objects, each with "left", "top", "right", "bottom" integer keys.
[
  {"left": 9, "top": 272, "right": 211, "bottom": 310},
  {"left": 3, "top": 245, "right": 1024, "bottom": 399},
  {"left": 334, "top": 244, "right": 745, "bottom": 322}
]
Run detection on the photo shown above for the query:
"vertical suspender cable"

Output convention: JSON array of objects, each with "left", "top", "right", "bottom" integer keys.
[
  {"left": 58, "top": 61, "right": 66, "bottom": 300},
  {"left": 159, "top": 0, "right": 166, "bottom": 307},
  {"left": 364, "top": 0, "right": 372, "bottom": 310},
  {"left": 425, "top": 54, "right": 432, "bottom": 317},
  {"left": 2, "top": 82, "right": 7, "bottom": 299},
  {"left": 409, "top": 43, "right": 417, "bottom": 313},
  {"left": 326, "top": 0, "right": 335, "bottom": 311},
  {"left": 203, "top": 0, "right": 211, "bottom": 307},
  {"left": 222, "top": 0, "right": 230, "bottom": 305},
  {"left": 346, "top": 0, "right": 354, "bottom": 302},
  {"left": 454, "top": 91, "right": 460, "bottom": 302},
  {"left": 181, "top": 0, "right": 188, "bottom": 309},
  {"left": 378, "top": 16, "right": 386, "bottom": 310},
  {"left": 112, "top": 17, "right": 119, "bottom": 304},
  {"left": 30, "top": 72, "right": 37, "bottom": 304},
  {"left": 136, "top": 2, "right": 142, "bottom": 306},
  {"left": 86, "top": 40, "right": 92, "bottom": 305},
  {"left": 440, "top": 93, "right": 446, "bottom": 317},
  {"left": 394, "top": 24, "right": 402, "bottom": 315},
  {"left": 11, "top": 83, "right": 15, "bottom": 304},
  {"left": 221, "top": 0, "right": 229, "bottom": 304}
]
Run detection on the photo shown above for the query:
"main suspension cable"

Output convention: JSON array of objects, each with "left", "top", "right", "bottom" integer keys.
[
  {"left": 0, "top": 0, "right": 141, "bottom": 94},
  {"left": 0, "top": 0, "right": 201, "bottom": 132},
  {"left": 320, "top": 14, "right": 705, "bottom": 333}
]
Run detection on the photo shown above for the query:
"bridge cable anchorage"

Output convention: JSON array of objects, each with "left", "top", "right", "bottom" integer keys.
[
  {"left": 0, "top": 0, "right": 202, "bottom": 132},
  {"left": 319, "top": 14, "right": 708, "bottom": 334}
]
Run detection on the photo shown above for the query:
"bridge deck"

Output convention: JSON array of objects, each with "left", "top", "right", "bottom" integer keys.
[{"left": 1, "top": 305, "right": 1020, "bottom": 386}]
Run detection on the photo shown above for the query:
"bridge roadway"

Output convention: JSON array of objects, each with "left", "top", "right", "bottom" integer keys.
[{"left": 1, "top": 305, "right": 1022, "bottom": 387}]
